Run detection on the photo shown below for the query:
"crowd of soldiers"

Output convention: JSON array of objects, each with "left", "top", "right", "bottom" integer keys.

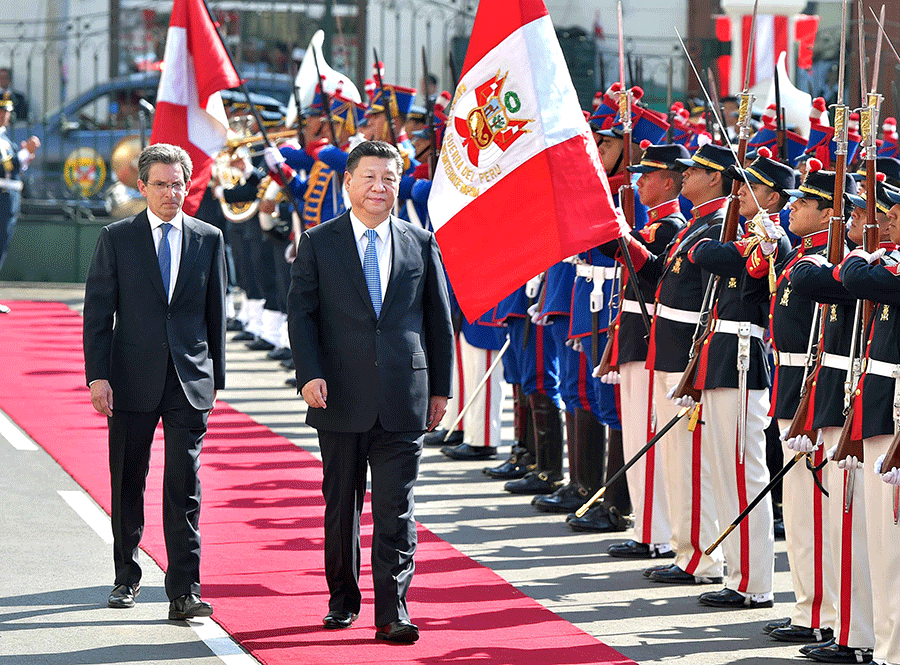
[{"left": 205, "top": 55, "right": 900, "bottom": 665}]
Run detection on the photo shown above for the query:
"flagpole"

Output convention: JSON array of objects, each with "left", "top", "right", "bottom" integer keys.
[{"left": 198, "top": 0, "right": 305, "bottom": 230}]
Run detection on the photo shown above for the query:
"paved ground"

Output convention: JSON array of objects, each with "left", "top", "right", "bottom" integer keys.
[{"left": 0, "top": 283, "right": 808, "bottom": 664}]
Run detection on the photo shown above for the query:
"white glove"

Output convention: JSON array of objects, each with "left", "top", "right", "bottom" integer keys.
[
  {"left": 666, "top": 386, "right": 697, "bottom": 409},
  {"left": 596, "top": 369, "right": 621, "bottom": 384},
  {"left": 878, "top": 452, "right": 900, "bottom": 485},
  {"left": 527, "top": 302, "right": 549, "bottom": 326},
  {"left": 846, "top": 247, "right": 886, "bottom": 264},
  {"left": 826, "top": 444, "right": 838, "bottom": 461},
  {"left": 213, "top": 185, "right": 224, "bottom": 201},
  {"left": 836, "top": 455, "right": 863, "bottom": 471},
  {"left": 785, "top": 434, "right": 818, "bottom": 453},
  {"left": 525, "top": 273, "right": 543, "bottom": 299},
  {"left": 264, "top": 145, "right": 286, "bottom": 172},
  {"left": 868, "top": 247, "right": 886, "bottom": 264},
  {"left": 875, "top": 453, "right": 885, "bottom": 475},
  {"left": 760, "top": 240, "right": 777, "bottom": 257},
  {"left": 566, "top": 337, "right": 584, "bottom": 354}
]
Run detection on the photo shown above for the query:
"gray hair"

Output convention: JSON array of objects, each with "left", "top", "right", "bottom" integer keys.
[{"left": 137, "top": 143, "right": 193, "bottom": 184}]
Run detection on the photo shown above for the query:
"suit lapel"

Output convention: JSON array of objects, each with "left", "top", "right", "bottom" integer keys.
[
  {"left": 379, "top": 216, "right": 410, "bottom": 321},
  {"left": 136, "top": 211, "right": 169, "bottom": 304},
  {"left": 334, "top": 213, "right": 377, "bottom": 317},
  {"left": 170, "top": 216, "right": 200, "bottom": 306}
]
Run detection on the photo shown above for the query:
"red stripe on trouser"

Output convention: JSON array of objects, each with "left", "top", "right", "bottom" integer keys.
[
  {"left": 535, "top": 325, "right": 545, "bottom": 393},
  {"left": 455, "top": 335, "right": 465, "bottom": 428},
  {"left": 642, "top": 368, "right": 656, "bottom": 539},
  {"left": 736, "top": 391, "right": 751, "bottom": 594},
  {"left": 483, "top": 350, "right": 493, "bottom": 447},
  {"left": 685, "top": 409, "right": 704, "bottom": 575},
  {"left": 839, "top": 472, "right": 854, "bottom": 645},
  {"left": 811, "top": 445, "right": 824, "bottom": 627},
  {"left": 577, "top": 352, "right": 591, "bottom": 410}
]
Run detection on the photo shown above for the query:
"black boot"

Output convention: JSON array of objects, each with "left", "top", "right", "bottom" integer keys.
[
  {"left": 484, "top": 384, "right": 534, "bottom": 479},
  {"left": 603, "top": 427, "right": 632, "bottom": 517},
  {"left": 504, "top": 392, "right": 563, "bottom": 494},
  {"left": 533, "top": 412, "right": 582, "bottom": 512}
]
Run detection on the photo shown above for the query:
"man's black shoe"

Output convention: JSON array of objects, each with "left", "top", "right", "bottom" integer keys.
[
  {"left": 247, "top": 337, "right": 275, "bottom": 351},
  {"left": 424, "top": 429, "right": 463, "bottom": 447},
  {"left": 226, "top": 317, "right": 243, "bottom": 331},
  {"left": 698, "top": 588, "right": 774, "bottom": 609},
  {"left": 168, "top": 594, "right": 213, "bottom": 620},
  {"left": 232, "top": 330, "right": 255, "bottom": 341},
  {"left": 607, "top": 540, "right": 675, "bottom": 559},
  {"left": 285, "top": 377, "right": 297, "bottom": 388},
  {"left": 566, "top": 503, "right": 631, "bottom": 533},
  {"left": 650, "top": 564, "right": 722, "bottom": 584},
  {"left": 280, "top": 357, "right": 295, "bottom": 370},
  {"left": 323, "top": 610, "right": 358, "bottom": 629},
  {"left": 267, "top": 347, "right": 292, "bottom": 361},
  {"left": 107, "top": 583, "right": 140, "bottom": 609},
  {"left": 644, "top": 563, "right": 675, "bottom": 578},
  {"left": 441, "top": 442, "right": 497, "bottom": 460},
  {"left": 375, "top": 620, "right": 419, "bottom": 643},
  {"left": 504, "top": 470, "right": 562, "bottom": 495},
  {"left": 801, "top": 638, "right": 833, "bottom": 656},
  {"left": 770, "top": 624, "right": 833, "bottom": 643},
  {"left": 532, "top": 483, "right": 587, "bottom": 513},
  {"left": 764, "top": 617, "right": 791, "bottom": 634},
  {"left": 483, "top": 450, "right": 533, "bottom": 480},
  {"left": 803, "top": 641, "right": 872, "bottom": 663}
]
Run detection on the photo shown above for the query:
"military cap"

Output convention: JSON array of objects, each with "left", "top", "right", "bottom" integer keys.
[
  {"left": 725, "top": 147, "right": 797, "bottom": 194},
  {"left": 848, "top": 174, "right": 900, "bottom": 213},
  {"left": 852, "top": 157, "right": 900, "bottom": 189},
  {"left": 785, "top": 160, "right": 859, "bottom": 201},
  {"left": 628, "top": 141, "right": 690, "bottom": 173},
  {"left": 675, "top": 142, "right": 738, "bottom": 172}
]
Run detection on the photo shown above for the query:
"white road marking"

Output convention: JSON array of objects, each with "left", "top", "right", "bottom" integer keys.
[
  {"left": 0, "top": 409, "right": 38, "bottom": 450},
  {"left": 57, "top": 490, "right": 114, "bottom": 544},
  {"left": 57, "top": 489, "right": 258, "bottom": 664}
]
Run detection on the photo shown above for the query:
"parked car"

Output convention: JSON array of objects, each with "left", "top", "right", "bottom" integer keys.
[{"left": 14, "top": 71, "right": 292, "bottom": 217}]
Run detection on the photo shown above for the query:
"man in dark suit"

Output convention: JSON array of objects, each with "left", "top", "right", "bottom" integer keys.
[
  {"left": 288, "top": 140, "right": 453, "bottom": 643},
  {"left": 83, "top": 143, "right": 226, "bottom": 621}
]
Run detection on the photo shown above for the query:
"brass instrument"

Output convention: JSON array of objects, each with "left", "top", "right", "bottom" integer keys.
[{"left": 226, "top": 128, "right": 298, "bottom": 151}]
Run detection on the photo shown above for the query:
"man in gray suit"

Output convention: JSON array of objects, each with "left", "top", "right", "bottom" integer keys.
[
  {"left": 287, "top": 140, "right": 453, "bottom": 642},
  {"left": 83, "top": 143, "right": 226, "bottom": 621}
]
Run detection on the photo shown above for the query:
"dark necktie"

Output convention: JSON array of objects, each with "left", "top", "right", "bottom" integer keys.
[{"left": 158, "top": 222, "right": 172, "bottom": 301}]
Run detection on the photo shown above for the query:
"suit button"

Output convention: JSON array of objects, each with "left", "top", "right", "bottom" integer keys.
[
  {"left": 376, "top": 329, "right": 381, "bottom": 335},
  {"left": 375, "top": 360, "right": 378, "bottom": 367},
  {"left": 162, "top": 343, "right": 168, "bottom": 349},
  {"left": 167, "top": 313, "right": 172, "bottom": 320}
]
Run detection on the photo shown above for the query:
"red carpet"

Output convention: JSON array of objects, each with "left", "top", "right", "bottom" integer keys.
[{"left": 0, "top": 301, "right": 634, "bottom": 665}]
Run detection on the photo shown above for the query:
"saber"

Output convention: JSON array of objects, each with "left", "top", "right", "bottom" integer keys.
[
  {"left": 575, "top": 406, "right": 692, "bottom": 517},
  {"left": 871, "top": 5, "right": 886, "bottom": 93},
  {"left": 869, "top": 6, "right": 900, "bottom": 69},
  {"left": 442, "top": 337, "right": 511, "bottom": 442}
]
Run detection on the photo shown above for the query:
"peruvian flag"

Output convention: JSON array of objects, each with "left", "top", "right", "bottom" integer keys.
[
  {"left": 429, "top": 0, "right": 625, "bottom": 321},
  {"left": 151, "top": 0, "right": 241, "bottom": 215}
]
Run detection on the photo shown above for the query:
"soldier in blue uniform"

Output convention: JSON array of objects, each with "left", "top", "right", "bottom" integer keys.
[{"left": 0, "top": 93, "right": 39, "bottom": 293}]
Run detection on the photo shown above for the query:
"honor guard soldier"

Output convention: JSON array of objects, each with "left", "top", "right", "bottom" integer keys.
[
  {"left": 877, "top": 117, "right": 898, "bottom": 158},
  {"left": 737, "top": 152, "right": 838, "bottom": 644},
  {"left": 684, "top": 144, "right": 792, "bottom": 609},
  {"left": 837, "top": 185, "right": 900, "bottom": 665},
  {"left": 786, "top": 166, "right": 887, "bottom": 663},
  {"left": 598, "top": 142, "right": 687, "bottom": 558},
  {"left": 617, "top": 142, "right": 734, "bottom": 585},
  {"left": 0, "top": 92, "right": 39, "bottom": 287}
]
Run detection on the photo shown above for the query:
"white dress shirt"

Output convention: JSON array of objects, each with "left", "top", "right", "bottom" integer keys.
[
  {"left": 350, "top": 211, "right": 392, "bottom": 302},
  {"left": 147, "top": 208, "right": 183, "bottom": 302}
]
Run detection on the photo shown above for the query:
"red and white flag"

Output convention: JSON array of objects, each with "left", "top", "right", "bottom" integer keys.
[
  {"left": 428, "top": 0, "right": 625, "bottom": 321},
  {"left": 151, "top": 0, "right": 241, "bottom": 215}
]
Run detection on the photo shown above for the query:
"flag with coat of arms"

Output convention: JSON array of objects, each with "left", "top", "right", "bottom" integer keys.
[
  {"left": 428, "top": 0, "right": 627, "bottom": 321},
  {"left": 151, "top": 0, "right": 242, "bottom": 215}
]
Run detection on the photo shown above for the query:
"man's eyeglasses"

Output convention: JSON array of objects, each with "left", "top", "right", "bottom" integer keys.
[{"left": 147, "top": 181, "right": 187, "bottom": 193}]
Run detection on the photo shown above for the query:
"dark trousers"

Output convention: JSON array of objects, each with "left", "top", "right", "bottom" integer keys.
[
  {"left": 318, "top": 421, "right": 422, "bottom": 626},
  {"left": 108, "top": 357, "right": 208, "bottom": 600}
]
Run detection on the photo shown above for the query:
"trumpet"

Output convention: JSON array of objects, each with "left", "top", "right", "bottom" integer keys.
[{"left": 225, "top": 129, "right": 299, "bottom": 152}]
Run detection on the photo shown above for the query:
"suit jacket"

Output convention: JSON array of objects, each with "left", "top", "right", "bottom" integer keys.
[
  {"left": 83, "top": 209, "right": 226, "bottom": 412},
  {"left": 288, "top": 211, "right": 453, "bottom": 433}
]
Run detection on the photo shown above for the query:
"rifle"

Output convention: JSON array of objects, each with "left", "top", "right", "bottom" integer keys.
[
  {"left": 774, "top": 62, "right": 786, "bottom": 163},
  {"left": 372, "top": 48, "right": 398, "bottom": 147},
  {"left": 421, "top": 46, "right": 438, "bottom": 178},
  {"left": 310, "top": 47, "right": 341, "bottom": 216}
]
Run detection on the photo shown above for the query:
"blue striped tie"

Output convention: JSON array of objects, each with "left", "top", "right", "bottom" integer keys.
[
  {"left": 158, "top": 222, "right": 172, "bottom": 301},
  {"left": 363, "top": 228, "right": 382, "bottom": 316}
]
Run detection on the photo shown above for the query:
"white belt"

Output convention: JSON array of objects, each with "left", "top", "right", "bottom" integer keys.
[
  {"left": 575, "top": 264, "right": 618, "bottom": 281},
  {"left": 713, "top": 319, "right": 765, "bottom": 339},
  {"left": 655, "top": 303, "right": 700, "bottom": 325},
  {"left": 620, "top": 299, "right": 654, "bottom": 316},
  {"left": 820, "top": 352, "right": 852, "bottom": 372},
  {"left": 776, "top": 351, "right": 808, "bottom": 367},
  {"left": 865, "top": 358, "right": 900, "bottom": 379},
  {"left": 0, "top": 177, "right": 22, "bottom": 192}
]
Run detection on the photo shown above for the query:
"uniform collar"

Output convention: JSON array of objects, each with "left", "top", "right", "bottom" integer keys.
[
  {"left": 800, "top": 229, "right": 828, "bottom": 254},
  {"left": 647, "top": 198, "right": 681, "bottom": 222},
  {"left": 880, "top": 241, "right": 898, "bottom": 251},
  {"left": 691, "top": 196, "right": 728, "bottom": 219}
]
